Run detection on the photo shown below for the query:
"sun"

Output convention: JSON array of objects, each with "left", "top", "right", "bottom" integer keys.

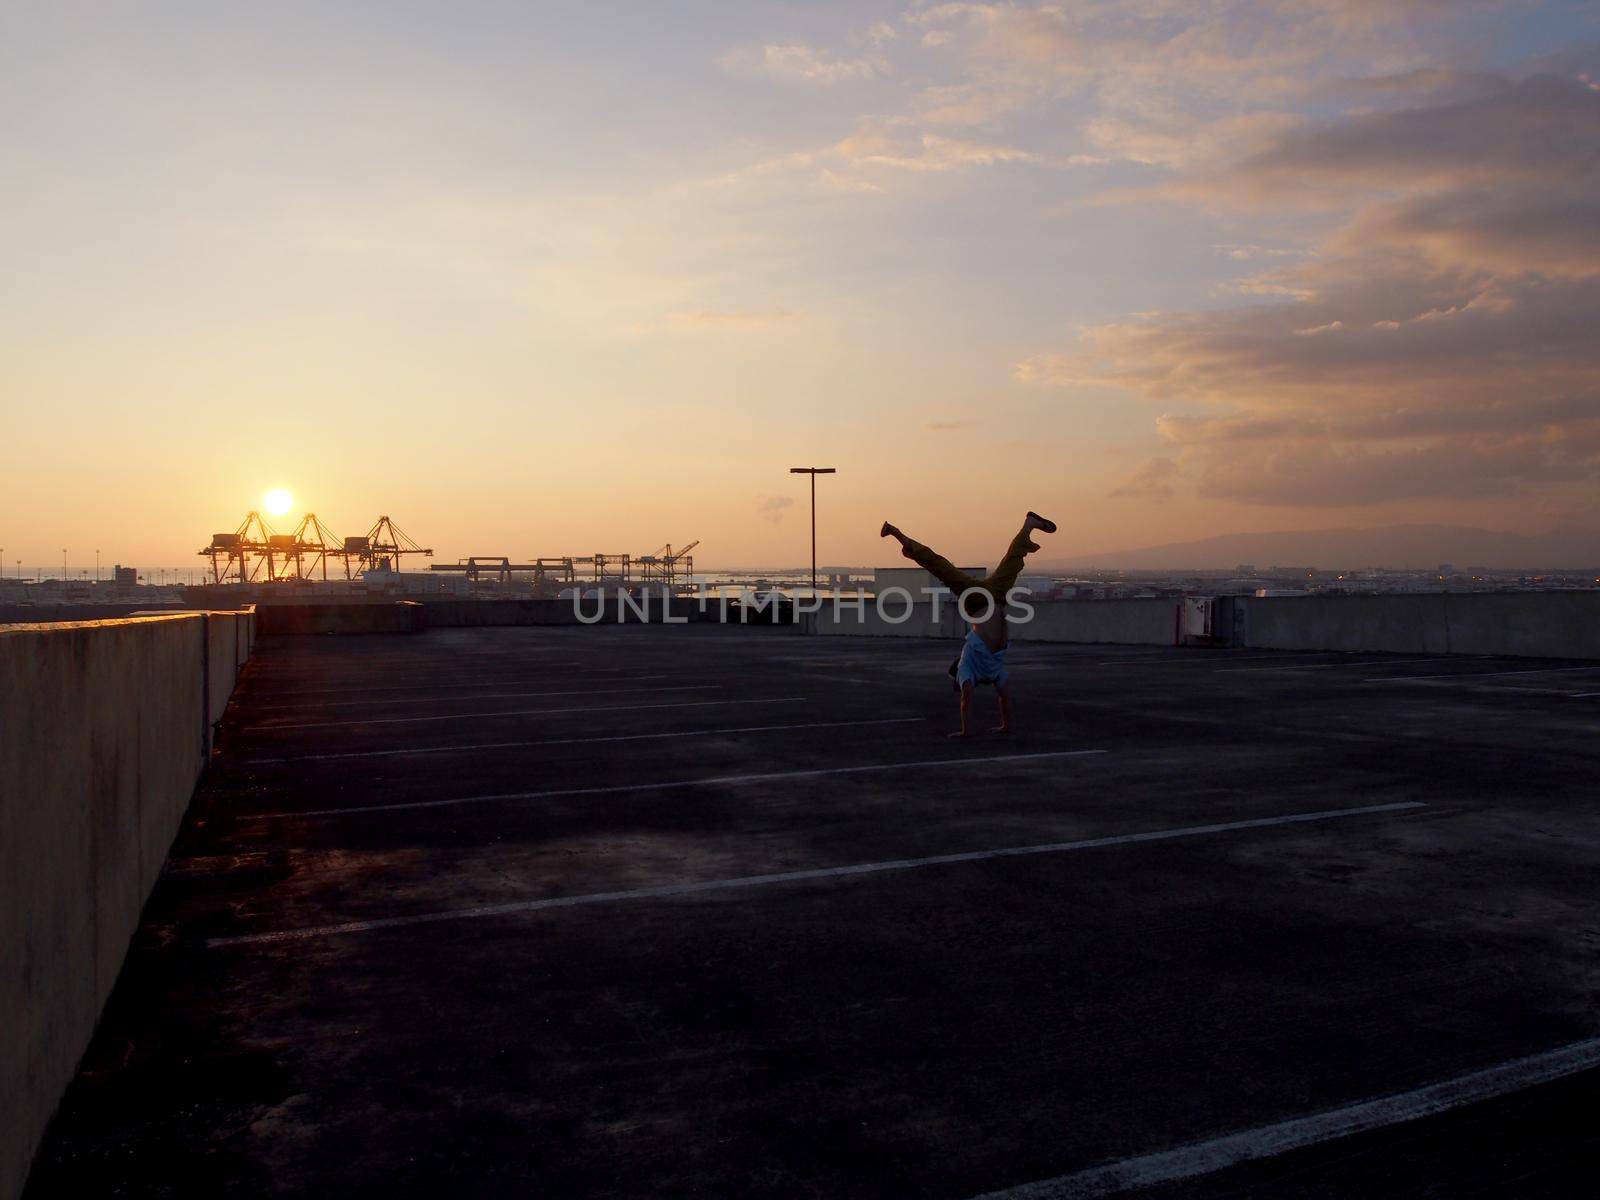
[{"left": 263, "top": 488, "right": 293, "bottom": 517}]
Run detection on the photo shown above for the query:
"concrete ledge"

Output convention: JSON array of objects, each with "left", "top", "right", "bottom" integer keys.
[
  {"left": 800, "top": 591, "right": 1600, "bottom": 658},
  {"left": 801, "top": 601, "right": 965, "bottom": 639},
  {"left": 1017, "top": 598, "right": 1179, "bottom": 646},
  {"left": 803, "top": 598, "right": 1179, "bottom": 646},
  {"left": 1239, "top": 591, "right": 1600, "bottom": 658},
  {"left": 256, "top": 601, "right": 424, "bottom": 636},
  {"left": 254, "top": 598, "right": 717, "bottom": 634},
  {"left": 1, "top": 611, "right": 253, "bottom": 1200},
  {"left": 416, "top": 597, "right": 717, "bottom": 627},
  {"left": 0, "top": 604, "right": 188, "bottom": 625},
  {"left": 259, "top": 596, "right": 798, "bottom": 631}
]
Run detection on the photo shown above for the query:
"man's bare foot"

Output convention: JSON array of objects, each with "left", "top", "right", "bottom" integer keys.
[
  {"left": 1025, "top": 511, "right": 1057, "bottom": 535},
  {"left": 880, "top": 521, "right": 897, "bottom": 538},
  {"left": 946, "top": 729, "right": 971, "bottom": 739},
  {"left": 990, "top": 725, "right": 1012, "bottom": 734}
]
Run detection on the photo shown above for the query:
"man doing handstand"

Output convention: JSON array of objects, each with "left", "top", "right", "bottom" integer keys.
[{"left": 880, "top": 512, "right": 1057, "bottom": 737}]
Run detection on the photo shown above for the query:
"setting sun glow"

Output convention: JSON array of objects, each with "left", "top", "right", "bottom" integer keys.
[{"left": 263, "top": 489, "right": 293, "bottom": 518}]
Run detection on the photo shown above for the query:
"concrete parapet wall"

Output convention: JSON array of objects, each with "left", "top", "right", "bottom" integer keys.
[
  {"left": 1015, "top": 599, "right": 1179, "bottom": 646},
  {"left": 1238, "top": 591, "right": 1600, "bottom": 658},
  {"left": 0, "top": 604, "right": 188, "bottom": 625},
  {"left": 204, "top": 611, "right": 252, "bottom": 725},
  {"left": 255, "top": 597, "right": 724, "bottom": 633},
  {"left": 801, "top": 598, "right": 965, "bottom": 639},
  {"left": 0, "top": 611, "right": 253, "bottom": 1200},
  {"left": 418, "top": 597, "right": 714, "bottom": 627},
  {"left": 801, "top": 590, "right": 1600, "bottom": 658},
  {"left": 256, "top": 601, "right": 424, "bottom": 636},
  {"left": 803, "top": 597, "right": 1179, "bottom": 646}
]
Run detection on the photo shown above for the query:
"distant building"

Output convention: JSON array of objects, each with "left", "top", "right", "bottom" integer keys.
[
  {"left": 872, "top": 565, "right": 987, "bottom": 596},
  {"left": 113, "top": 566, "right": 137, "bottom": 590}
]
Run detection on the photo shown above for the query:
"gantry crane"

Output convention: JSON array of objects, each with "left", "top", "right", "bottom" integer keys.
[
  {"left": 638, "top": 540, "right": 700, "bottom": 592},
  {"left": 277, "top": 513, "right": 346, "bottom": 580},
  {"left": 344, "top": 515, "right": 433, "bottom": 577},
  {"left": 199, "top": 512, "right": 279, "bottom": 584}
]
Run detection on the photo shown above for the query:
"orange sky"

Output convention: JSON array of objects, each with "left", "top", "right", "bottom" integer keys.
[{"left": 3, "top": 3, "right": 1597, "bottom": 573}]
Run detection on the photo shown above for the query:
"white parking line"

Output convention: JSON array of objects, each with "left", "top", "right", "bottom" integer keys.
[
  {"left": 257, "top": 678, "right": 678, "bottom": 711},
  {"left": 1364, "top": 665, "right": 1600, "bottom": 683},
  {"left": 1088, "top": 653, "right": 1256, "bottom": 666},
  {"left": 969, "top": 1035, "right": 1600, "bottom": 1199},
  {"left": 209, "top": 801, "right": 1423, "bottom": 947},
  {"left": 1090, "top": 652, "right": 1357, "bottom": 667},
  {"left": 1218, "top": 657, "right": 1445, "bottom": 674},
  {"left": 258, "top": 667, "right": 627, "bottom": 698},
  {"left": 248, "top": 717, "right": 926, "bottom": 764},
  {"left": 260, "top": 695, "right": 804, "bottom": 732},
  {"left": 252, "top": 655, "right": 595, "bottom": 680},
  {"left": 250, "top": 749, "right": 1111, "bottom": 818}
]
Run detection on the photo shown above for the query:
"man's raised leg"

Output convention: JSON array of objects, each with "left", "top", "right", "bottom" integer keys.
[
  {"left": 881, "top": 522, "right": 980, "bottom": 594},
  {"left": 981, "top": 511, "right": 1058, "bottom": 598}
]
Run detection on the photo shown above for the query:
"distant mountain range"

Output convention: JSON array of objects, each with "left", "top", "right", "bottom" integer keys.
[{"left": 1044, "top": 524, "right": 1600, "bottom": 571}]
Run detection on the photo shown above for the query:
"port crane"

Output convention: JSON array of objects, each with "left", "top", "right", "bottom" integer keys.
[
  {"left": 344, "top": 516, "right": 433, "bottom": 577},
  {"left": 638, "top": 541, "right": 699, "bottom": 591},
  {"left": 199, "top": 512, "right": 279, "bottom": 584}
]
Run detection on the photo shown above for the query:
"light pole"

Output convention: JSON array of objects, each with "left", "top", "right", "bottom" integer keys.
[
  {"left": 62, "top": 549, "right": 67, "bottom": 582},
  {"left": 788, "top": 467, "right": 836, "bottom": 592},
  {"left": 95, "top": 549, "right": 100, "bottom": 582}
]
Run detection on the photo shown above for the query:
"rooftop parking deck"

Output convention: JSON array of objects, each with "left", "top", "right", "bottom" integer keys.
[{"left": 25, "top": 625, "right": 1600, "bottom": 1198}]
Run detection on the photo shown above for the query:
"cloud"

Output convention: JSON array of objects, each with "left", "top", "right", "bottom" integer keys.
[
  {"left": 907, "top": 2, "right": 1087, "bottom": 87},
  {"left": 831, "top": 126, "right": 1045, "bottom": 171},
  {"left": 757, "top": 495, "right": 795, "bottom": 524},
  {"left": 1343, "top": 188, "right": 1600, "bottom": 279},
  {"left": 911, "top": 82, "right": 1026, "bottom": 126},
  {"left": 1018, "top": 68, "right": 1600, "bottom": 507},
  {"left": 1085, "top": 110, "right": 1304, "bottom": 170},
  {"left": 817, "top": 168, "right": 883, "bottom": 193},
  {"left": 699, "top": 7, "right": 1597, "bottom": 514},
  {"left": 1214, "top": 243, "right": 1306, "bottom": 261},
  {"left": 923, "top": 418, "right": 980, "bottom": 432},
  {"left": 893, "top": 0, "right": 1463, "bottom": 160},
  {"left": 722, "top": 43, "right": 884, "bottom": 84},
  {"left": 1109, "top": 457, "right": 1180, "bottom": 502},
  {"left": 827, "top": 124, "right": 1105, "bottom": 178},
  {"left": 1021, "top": 267, "right": 1600, "bottom": 409},
  {"left": 1144, "top": 74, "right": 1600, "bottom": 208},
  {"left": 1194, "top": 439, "right": 1592, "bottom": 507}
]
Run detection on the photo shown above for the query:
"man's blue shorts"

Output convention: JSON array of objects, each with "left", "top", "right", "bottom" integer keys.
[{"left": 955, "top": 629, "right": 1009, "bottom": 688}]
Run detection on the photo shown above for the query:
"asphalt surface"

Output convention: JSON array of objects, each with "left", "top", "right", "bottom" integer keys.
[{"left": 25, "top": 625, "right": 1600, "bottom": 1198}]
